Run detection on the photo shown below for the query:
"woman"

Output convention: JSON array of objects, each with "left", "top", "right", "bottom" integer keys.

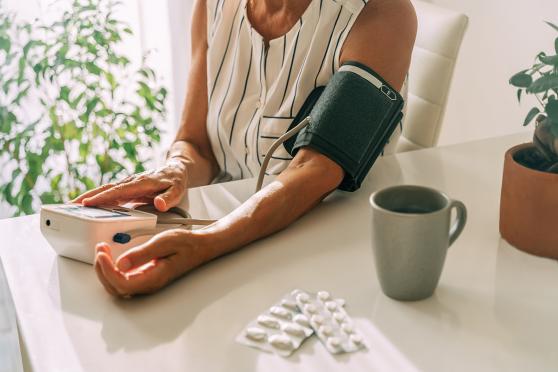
[{"left": 74, "top": 0, "right": 417, "bottom": 297}]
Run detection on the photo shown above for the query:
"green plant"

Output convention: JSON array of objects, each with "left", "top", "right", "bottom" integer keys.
[
  {"left": 0, "top": 0, "right": 167, "bottom": 215},
  {"left": 510, "top": 21, "right": 558, "bottom": 172}
]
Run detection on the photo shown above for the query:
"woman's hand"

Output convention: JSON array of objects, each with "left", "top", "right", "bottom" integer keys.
[
  {"left": 95, "top": 228, "right": 210, "bottom": 297},
  {"left": 73, "top": 158, "right": 189, "bottom": 212}
]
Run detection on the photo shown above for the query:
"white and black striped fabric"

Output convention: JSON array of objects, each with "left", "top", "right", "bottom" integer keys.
[{"left": 206, "top": 0, "right": 405, "bottom": 181}]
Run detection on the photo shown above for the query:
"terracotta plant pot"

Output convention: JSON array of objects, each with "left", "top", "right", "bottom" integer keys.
[{"left": 500, "top": 143, "right": 558, "bottom": 259}]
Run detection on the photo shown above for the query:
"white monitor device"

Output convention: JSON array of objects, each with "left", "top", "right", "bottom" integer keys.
[
  {"left": 40, "top": 204, "right": 158, "bottom": 264},
  {"left": 39, "top": 182, "right": 249, "bottom": 265}
]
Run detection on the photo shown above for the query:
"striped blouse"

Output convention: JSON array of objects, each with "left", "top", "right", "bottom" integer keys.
[{"left": 206, "top": 0, "right": 405, "bottom": 181}]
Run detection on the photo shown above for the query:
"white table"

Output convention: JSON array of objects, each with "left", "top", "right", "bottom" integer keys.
[
  {"left": 2, "top": 132, "right": 558, "bottom": 372},
  {"left": 0, "top": 259, "right": 23, "bottom": 372}
]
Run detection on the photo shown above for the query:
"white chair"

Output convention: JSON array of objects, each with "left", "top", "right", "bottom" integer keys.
[{"left": 397, "top": 1, "right": 469, "bottom": 152}]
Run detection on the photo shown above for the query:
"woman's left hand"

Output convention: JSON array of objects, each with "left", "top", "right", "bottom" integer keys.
[{"left": 95, "top": 229, "right": 209, "bottom": 297}]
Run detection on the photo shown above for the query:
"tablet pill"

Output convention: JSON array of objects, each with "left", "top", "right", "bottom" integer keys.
[
  {"left": 304, "top": 304, "right": 317, "bottom": 314},
  {"left": 327, "top": 336, "right": 342, "bottom": 349},
  {"left": 290, "top": 289, "right": 302, "bottom": 297},
  {"left": 317, "top": 291, "right": 331, "bottom": 301},
  {"left": 296, "top": 292, "right": 310, "bottom": 304},
  {"left": 283, "top": 324, "right": 306, "bottom": 338},
  {"left": 350, "top": 334, "right": 363, "bottom": 345},
  {"left": 336, "top": 298, "right": 346, "bottom": 307},
  {"left": 270, "top": 306, "right": 292, "bottom": 320},
  {"left": 342, "top": 323, "right": 354, "bottom": 334},
  {"left": 319, "top": 325, "right": 333, "bottom": 337},
  {"left": 281, "top": 299, "right": 298, "bottom": 311},
  {"left": 257, "top": 315, "right": 280, "bottom": 329},
  {"left": 245, "top": 327, "right": 267, "bottom": 342},
  {"left": 325, "top": 301, "right": 337, "bottom": 311},
  {"left": 311, "top": 314, "right": 325, "bottom": 326},
  {"left": 293, "top": 314, "right": 310, "bottom": 327},
  {"left": 269, "top": 334, "right": 295, "bottom": 351},
  {"left": 333, "top": 312, "right": 346, "bottom": 323}
]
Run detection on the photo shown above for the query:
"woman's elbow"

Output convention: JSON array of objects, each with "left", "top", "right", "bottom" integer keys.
[{"left": 285, "top": 147, "right": 345, "bottom": 194}]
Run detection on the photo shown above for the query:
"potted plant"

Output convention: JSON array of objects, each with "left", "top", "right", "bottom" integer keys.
[
  {"left": 500, "top": 21, "right": 558, "bottom": 259},
  {"left": 0, "top": 0, "right": 167, "bottom": 216}
]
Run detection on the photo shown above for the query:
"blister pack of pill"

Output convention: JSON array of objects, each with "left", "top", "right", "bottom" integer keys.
[
  {"left": 235, "top": 292, "right": 314, "bottom": 356},
  {"left": 293, "top": 289, "right": 366, "bottom": 354}
]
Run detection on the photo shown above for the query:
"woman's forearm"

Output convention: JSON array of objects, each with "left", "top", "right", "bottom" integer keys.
[{"left": 194, "top": 148, "right": 344, "bottom": 262}]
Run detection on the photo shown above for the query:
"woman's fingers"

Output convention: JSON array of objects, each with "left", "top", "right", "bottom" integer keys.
[
  {"left": 115, "top": 235, "right": 177, "bottom": 272},
  {"left": 154, "top": 185, "right": 184, "bottom": 212},
  {"left": 94, "top": 244, "right": 120, "bottom": 296},
  {"left": 73, "top": 174, "right": 139, "bottom": 203},
  {"left": 96, "top": 245, "right": 171, "bottom": 297},
  {"left": 82, "top": 179, "right": 163, "bottom": 207},
  {"left": 72, "top": 183, "right": 115, "bottom": 203}
]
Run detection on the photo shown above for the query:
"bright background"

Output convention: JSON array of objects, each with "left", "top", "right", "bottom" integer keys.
[{"left": 1, "top": 0, "right": 557, "bottom": 218}]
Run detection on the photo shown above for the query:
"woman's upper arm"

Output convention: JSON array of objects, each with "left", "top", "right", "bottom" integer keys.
[
  {"left": 174, "top": 0, "right": 214, "bottom": 160},
  {"left": 340, "top": 0, "right": 417, "bottom": 90},
  {"left": 284, "top": 1, "right": 417, "bottom": 195}
]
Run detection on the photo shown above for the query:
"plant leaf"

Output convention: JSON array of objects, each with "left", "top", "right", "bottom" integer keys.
[
  {"left": 59, "top": 86, "right": 71, "bottom": 103},
  {"left": 517, "top": 89, "right": 523, "bottom": 103},
  {"left": 510, "top": 72, "right": 532, "bottom": 88},
  {"left": 85, "top": 61, "right": 102, "bottom": 75},
  {"left": 40, "top": 192, "right": 57, "bottom": 204},
  {"left": 0, "top": 36, "right": 11, "bottom": 53},
  {"left": 546, "top": 100, "right": 558, "bottom": 123},
  {"left": 527, "top": 75, "right": 558, "bottom": 94},
  {"left": 539, "top": 54, "right": 558, "bottom": 66},
  {"left": 524, "top": 107, "right": 541, "bottom": 126},
  {"left": 546, "top": 21, "right": 558, "bottom": 33},
  {"left": 50, "top": 174, "right": 63, "bottom": 190},
  {"left": 62, "top": 121, "right": 78, "bottom": 138},
  {"left": 21, "top": 194, "right": 33, "bottom": 215}
]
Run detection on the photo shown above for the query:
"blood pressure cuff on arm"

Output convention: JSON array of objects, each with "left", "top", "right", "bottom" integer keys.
[{"left": 284, "top": 61, "right": 404, "bottom": 192}]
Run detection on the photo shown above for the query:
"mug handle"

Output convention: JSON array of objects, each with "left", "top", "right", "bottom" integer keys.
[{"left": 449, "top": 200, "right": 467, "bottom": 247}]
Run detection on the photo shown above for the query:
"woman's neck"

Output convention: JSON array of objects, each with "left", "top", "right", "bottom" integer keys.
[{"left": 248, "top": 0, "right": 312, "bottom": 42}]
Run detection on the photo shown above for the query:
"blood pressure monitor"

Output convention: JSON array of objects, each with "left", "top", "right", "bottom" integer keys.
[{"left": 40, "top": 204, "right": 159, "bottom": 264}]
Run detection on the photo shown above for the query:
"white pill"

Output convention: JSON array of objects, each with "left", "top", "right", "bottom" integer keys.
[
  {"left": 327, "top": 336, "right": 342, "bottom": 349},
  {"left": 290, "top": 289, "right": 302, "bottom": 297},
  {"left": 293, "top": 314, "right": 310, "bottom": 327},
  {"left": 325, "top": 301, "right": 338, "bottom": 311},
  {"left": 350, "top": 334, "right": 364, "bottom": 345},
  {"left": 281, "top": 299, "right": 298, "bottom": 311},
  {"left": 341, "top": 323, "right": 354, "bottom": 334},
  {"left": 245, "top": 327, "right": 267, "bottom": 342},
  {"left": 283, "top": 323, "right": 306, "bottom": 338},
  {"left": 311, "top": 314, "right": 325, "bottom": 326},
  {"left": 317, "top": 291, "right": 331, "bottom": 301},
  {"left": 257, "top": 315, "right": 280, "bottom": 329},
  {"left": 319, "top": 325, "right": 333, "bottom": 337},
  {"left": 296, "top": 292, "right": 310, "bottom": 304},
  {"left": 304, "top": 304, "right": 318, "bottom": 314},
  {"left": 333, "top": 312, "right": 346, "bottom": 323},
  {"left": 269, "top": 334, "right": 295, "bottom": 351},
  {"left": 336, "top": 298, "right": 346, "bottom": 307},
  {"left": 270, "top": 306, "right": 292, "bottom": 320}
]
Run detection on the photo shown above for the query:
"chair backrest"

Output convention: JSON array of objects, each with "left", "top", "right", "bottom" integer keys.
[{"left": 397, "top": 1, "right": 468, "bottom": 152}]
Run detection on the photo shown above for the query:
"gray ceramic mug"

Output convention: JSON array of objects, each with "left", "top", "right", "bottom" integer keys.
[{"left": 369, "top": 185, "right": 467, "bottom": 301}]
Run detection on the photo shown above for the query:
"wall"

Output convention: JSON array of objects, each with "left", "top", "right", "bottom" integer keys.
[
  {"left": 424, "top": 0, "right": 558, "bottom": 145},
  {"left": 166, "top": 0, "right": 194, "bottom": 131}
]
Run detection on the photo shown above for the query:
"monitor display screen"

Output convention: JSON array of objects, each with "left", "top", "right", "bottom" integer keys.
[{"left": 56, "top": 205, "right": 130, "bottom": 218}]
